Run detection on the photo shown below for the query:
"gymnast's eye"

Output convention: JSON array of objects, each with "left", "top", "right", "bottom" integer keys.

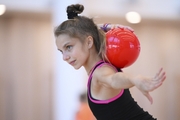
[{"left": 66, "top": 45, "right": 73, "bottom": 51}]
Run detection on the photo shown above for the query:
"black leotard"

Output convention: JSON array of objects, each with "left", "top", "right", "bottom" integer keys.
[{"left": 87, "top": 61, "right": 156, "bottom": 120}]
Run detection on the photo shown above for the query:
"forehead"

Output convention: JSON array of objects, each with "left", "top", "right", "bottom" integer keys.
[
  {"left": 56, "top": 34, "right": 72, "bottom": 48},
  {"left": 56, "top": 34, "right": 78, "bottom": 49}
]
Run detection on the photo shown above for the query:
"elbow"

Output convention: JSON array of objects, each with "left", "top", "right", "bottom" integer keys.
[
  {"left": 111, "top": 82, "right": 120, "bottom": 89},
  {"left": 110, "top": 75, "right": 122, "bottom": 90}
]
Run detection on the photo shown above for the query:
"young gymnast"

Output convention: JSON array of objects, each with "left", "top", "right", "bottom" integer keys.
[{"left": 54, "top": 4, "right": 166, "bottom": 120}]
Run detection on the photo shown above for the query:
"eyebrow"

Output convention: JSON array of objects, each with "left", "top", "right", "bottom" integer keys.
[{"left": 57, "top": 42, "right": 70, "bottom": 52}]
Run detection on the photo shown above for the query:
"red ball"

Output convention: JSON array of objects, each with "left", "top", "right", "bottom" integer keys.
[{"left": 106, "top": 27, "right": 140, "bottom": 68}]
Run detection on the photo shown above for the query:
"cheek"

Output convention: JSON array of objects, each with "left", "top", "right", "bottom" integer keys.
[
  {"left": 71, "top": 41, "right": 89, "bottom": 59},
  {"left": 74, "top": 46, "right": 89, "bottom": 58}
]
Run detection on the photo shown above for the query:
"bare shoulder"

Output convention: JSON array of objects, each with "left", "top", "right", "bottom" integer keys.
[
  {"left": 93, "top": 63, "right": 117, "bottom": 85},
  {"left": 90, "top": 63, "right": 122, "bottom": 100},
  {"left": 94, "top": 64, "right": 117, "bottom": 76}
]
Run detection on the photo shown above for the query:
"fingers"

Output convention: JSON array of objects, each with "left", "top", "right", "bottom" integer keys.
[
  {"left": 116, "top": 25, "right": 124, "bottom": 29},
  {"left": 144, "top": 92, "right": 153, "bottom": 104},
  {"left": 117, "top": 25, "right": 134, "bottom": 32},
  {"left": 154, "top": 68, "right": 163, "bottom": 79},
  {"left": 152, "top": 71, "right": 166, "bottom": 89},
  {"left": 159, "top": 71, "right": 166, "bottom": 81},
  {"left": 154, "top": 68, "right": 166, "bottom": 82},
  {"left": 125, "top": 26, "right": 134, "bottom": 32},
  {"left": 153, "top": 81, "right": 163, "bottom": 90},
  {"left": 100, "top": 23, "right": 134, "bottom": 32}
]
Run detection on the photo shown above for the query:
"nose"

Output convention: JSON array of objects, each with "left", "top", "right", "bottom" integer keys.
[{"left": 63, "top": 53, "right": 70, "bottom": 61}]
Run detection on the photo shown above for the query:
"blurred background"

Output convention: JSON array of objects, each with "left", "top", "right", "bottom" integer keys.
[{"left": 0, "top": 0, "right": 180, "bottom": 120}]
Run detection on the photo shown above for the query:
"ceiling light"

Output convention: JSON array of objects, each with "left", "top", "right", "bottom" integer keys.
[
  {"left": 125, "top": 11, "right": 141, "bottom": 24},
  {"left": 0, "top": 4, "right": 6, "bottom": 16}
]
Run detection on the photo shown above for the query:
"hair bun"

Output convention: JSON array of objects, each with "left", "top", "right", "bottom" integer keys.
[{"left": 66, "top": 4, "right": 84, "bottom": 19}]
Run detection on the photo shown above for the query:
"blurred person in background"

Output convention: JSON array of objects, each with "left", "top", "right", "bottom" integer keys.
[{"left": 75, "top": 92, "right": 96, "bottom": 120}]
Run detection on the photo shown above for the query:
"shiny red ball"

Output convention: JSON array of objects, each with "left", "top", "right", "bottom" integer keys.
[{"left": 106, "top": 27, "right": 140, "bottom": 68}]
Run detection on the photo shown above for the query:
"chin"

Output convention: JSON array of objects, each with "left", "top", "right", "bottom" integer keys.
[{"left": 73, "top": 65, "right": 82, "bottom": 70}]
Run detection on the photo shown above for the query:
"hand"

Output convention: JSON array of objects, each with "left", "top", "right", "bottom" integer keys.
[
  {"left": 100, "top": 23, "right": 134, "bottom": 32},
  {"left": 110, "top": 24, "right": 134, "bottom": 32},
  {"left": 133, "top": 68, "right": 166, "bottom": 104},
  {"left": 115, "top": 24, "right": 134, "bottom": 32}
]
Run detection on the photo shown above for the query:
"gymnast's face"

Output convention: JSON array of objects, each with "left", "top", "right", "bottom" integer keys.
[{"left": 56, "top": 34, "right": 91, "bottom": 69}]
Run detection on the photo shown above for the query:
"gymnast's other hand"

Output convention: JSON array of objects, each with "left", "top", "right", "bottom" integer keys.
[{"left": 132, "top": 68, "right": 166, "bottom": 104}]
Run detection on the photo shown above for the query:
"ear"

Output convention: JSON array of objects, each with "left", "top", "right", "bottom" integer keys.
[{"left": 86, "top": 36, "right": 93, "bottom": 49}]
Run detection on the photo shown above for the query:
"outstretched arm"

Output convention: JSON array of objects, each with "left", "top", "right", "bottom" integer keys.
[{"left": 95, "top": 66, "right": 166, "bottom": 104}]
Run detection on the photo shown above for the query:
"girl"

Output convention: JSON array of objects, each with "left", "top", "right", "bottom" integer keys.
[{"left": 54, "top": 4, "right": 166, "bottom": 120}]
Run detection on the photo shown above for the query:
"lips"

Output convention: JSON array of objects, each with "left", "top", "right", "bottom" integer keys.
[{"left": 69, "top": 60, "right": 76, "bottom": 65}]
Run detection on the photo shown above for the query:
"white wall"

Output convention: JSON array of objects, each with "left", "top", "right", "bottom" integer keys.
[{"left": 1, "top": 0, "right": 180, "bottom": 19}]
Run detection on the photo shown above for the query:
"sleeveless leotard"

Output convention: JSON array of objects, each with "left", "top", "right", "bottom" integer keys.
[{"left": 87, "top": 60, "right": 157, "bottom": 120}]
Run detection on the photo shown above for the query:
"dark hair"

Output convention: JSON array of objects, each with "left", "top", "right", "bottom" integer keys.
[{"left": 54, "top": 4, "right": 108, "bottom": 61}]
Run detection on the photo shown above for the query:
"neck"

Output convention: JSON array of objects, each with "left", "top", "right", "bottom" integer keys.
[
  {"left": 87, "top": 59, "right": 103, "bottom": 75},
  {"left": 84, "top": 54, "right": 102, "bottom": 76},
  {"left": 83, "top": 45, "right": 102, "bottom": 75}
]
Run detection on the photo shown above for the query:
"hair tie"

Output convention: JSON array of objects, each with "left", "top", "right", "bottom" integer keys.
[{"left": 67, "top": 11, "right": 78, "bottom": 19}]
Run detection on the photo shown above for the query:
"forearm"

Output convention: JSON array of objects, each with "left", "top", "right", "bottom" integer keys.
[{"left": 111, "top": 72, "right": 135, "bottom": 89}]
